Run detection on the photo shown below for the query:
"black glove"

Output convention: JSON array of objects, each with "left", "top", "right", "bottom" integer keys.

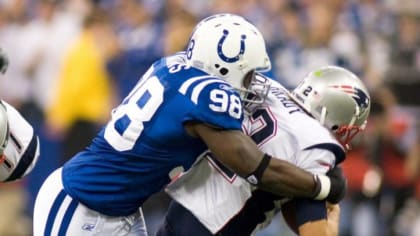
[
  {"left": 312, "top": 166, "right": 347, "bottom": 204},
  {"left": 325, "top": 166, "right": 347, "bottom": 204},
  {"left": 0, "top": 49, "right": 9, "bottom": 74}
]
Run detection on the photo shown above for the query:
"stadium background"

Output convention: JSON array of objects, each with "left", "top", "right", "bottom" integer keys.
[{"left": 0, "top": 0, "right": 418, "bottom": 235}]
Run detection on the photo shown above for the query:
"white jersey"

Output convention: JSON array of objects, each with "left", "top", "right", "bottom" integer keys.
[
  {"left": 0, "top": 101, "right": 40, "bottom": 182},
  {"left": 165, "top": 78, "right": 345, "bottom": 234}
]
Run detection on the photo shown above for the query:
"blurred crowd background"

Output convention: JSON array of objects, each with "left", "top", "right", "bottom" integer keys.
[{"left": 0, "top": 0, "right": 419, "bottom": 235}]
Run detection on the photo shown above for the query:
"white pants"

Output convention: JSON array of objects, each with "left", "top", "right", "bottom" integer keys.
[{"left": 33, "top": 168, "right": 148, "bottom": 236}]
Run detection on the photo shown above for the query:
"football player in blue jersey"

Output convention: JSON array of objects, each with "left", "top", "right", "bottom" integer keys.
[
  {"left": 156, "top": 66, "right": 371, "bottom": 236},
  {"left": 33, "top": 14, "right": 346, "bottom": 236}
]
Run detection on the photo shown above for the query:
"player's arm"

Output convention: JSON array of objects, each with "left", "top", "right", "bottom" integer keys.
[
  {"left": 279, "top": 148, "right": 343, "bottom": 236},
  {"left": 281, "top": 199, "right": 339, "bottom": 236},
  {"left": 297, "top": 203, "right": 340, "bottom": 236},
  {"left": 299, "top": 218, "right": 338, "bottom": 236},
  {"left": 185, "top": 122, "right": 344, "bottom": 201},
  {"left": 299, "top": 220, "right": 330, "bottom": 236},
  {"left": 297, "top": 167, "right": 343, "bottom": 236}
]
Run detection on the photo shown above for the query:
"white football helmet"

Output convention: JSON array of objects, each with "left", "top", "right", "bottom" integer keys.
[
  {"left": 186, "top": 14, "right": 272, "bottom": 107},
  {"left": 290, "top": 66, "right": 371, "bottom": 150}
]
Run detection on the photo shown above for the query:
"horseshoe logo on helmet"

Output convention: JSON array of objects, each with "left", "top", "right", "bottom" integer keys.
[{"left": 217, "top": 29, "right": 246, "bottom": 63}]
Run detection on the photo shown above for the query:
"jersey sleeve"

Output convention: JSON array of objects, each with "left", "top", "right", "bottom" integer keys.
[
  {"left": 179, "top": 76, "right": 244, "bottom": 130},
  {"left": 294, "top": 146, "right": 342, "bottom": 174},
  {"left": 294, "top": 198, "right": 327, "bottom": 227}
]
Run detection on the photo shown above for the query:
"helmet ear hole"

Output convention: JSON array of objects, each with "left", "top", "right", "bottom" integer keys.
[
  {"left": 331, "top": 125, "right": 339, "bottom": 131},
  {"left": 219, "top": 68, "right": 228, "bottom": 76}
]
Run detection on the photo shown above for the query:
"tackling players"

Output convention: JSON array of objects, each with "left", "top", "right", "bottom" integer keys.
[
  {"left": 33, "top": 14, "right": 347, "bottom": 236},
  {"left": 157, "top": 66, "right": 371, "bottom": 236}
]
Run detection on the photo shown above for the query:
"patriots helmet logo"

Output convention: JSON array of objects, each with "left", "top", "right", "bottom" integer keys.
[
  {"left": 353, "top": 87, "right": 370, "bottom": 109},
  {"left": 330, "top": 85, "right": 370, "bottom": 110}
]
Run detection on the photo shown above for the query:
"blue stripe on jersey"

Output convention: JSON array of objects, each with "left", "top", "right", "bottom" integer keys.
[
  {"left": 304, "top": 143, "right": 346, "bottom": 164},
  {"left": 44, "top": 190, "right": 67, "bottom": 236},
  {"left": 58, "top": 199, "right": 78, "bottom": 236},
  {"left": 6, "top": 134, "right": 38, "bottom": 181},
  {"left": 295, "top": 198, "right": 327, "bottom": 227}
]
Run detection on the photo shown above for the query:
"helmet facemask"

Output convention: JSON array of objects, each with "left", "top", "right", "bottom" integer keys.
[
  {"left": 335, "top": 125, "right": 363, "bottom": 150},
  {"left": 317, "top": 104, "right": 368, "bottom": 150},
  {"left": 241, "top": 71, "right": 271, "bottom": 114}
]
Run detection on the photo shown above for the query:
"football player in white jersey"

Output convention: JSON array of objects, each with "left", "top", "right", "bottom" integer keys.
[
  {"left": 0, "top": 49, "right": 41, "bottom": 183},
  {"left": 157, "top": 66, "right": 371, "bottom": 236},
  {"left": 33, "top": 14, "right": 346, "bottom": 236}
]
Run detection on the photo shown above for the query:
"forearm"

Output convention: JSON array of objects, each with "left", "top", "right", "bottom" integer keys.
[
  {"left": 258, "top": 158, "right": 317, "bottom": 198},
  {"left": 299, "top": 220, "right": 331, "bottom": 236},
  {"left": 300, "top": 203, "right": 340, "bottom": 236},
  {"left": 299, "top": 207, "right": 340, "bottom": 236},
  {"left": 190, "top": 123, "right": 334, "bottom": 200}
]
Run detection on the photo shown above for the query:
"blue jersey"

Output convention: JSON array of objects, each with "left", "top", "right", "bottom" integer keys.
[{"left": 61, "top": 53, "right": 244, "bottom": 216}]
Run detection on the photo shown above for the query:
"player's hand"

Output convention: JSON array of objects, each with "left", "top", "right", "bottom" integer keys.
[
  {"left": 325, "top": 166, "right": 347, "bottom": 204},
  {"left": 313, "top": 166, "right": 347, "bottom": 203},
  {"left": 0, "top": 49, "right": 8, "bottom": 74}
]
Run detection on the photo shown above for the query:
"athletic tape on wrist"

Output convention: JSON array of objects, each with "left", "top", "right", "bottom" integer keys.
[{"left": 314, "top": 175, "right": 331, "bottom": 200}]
